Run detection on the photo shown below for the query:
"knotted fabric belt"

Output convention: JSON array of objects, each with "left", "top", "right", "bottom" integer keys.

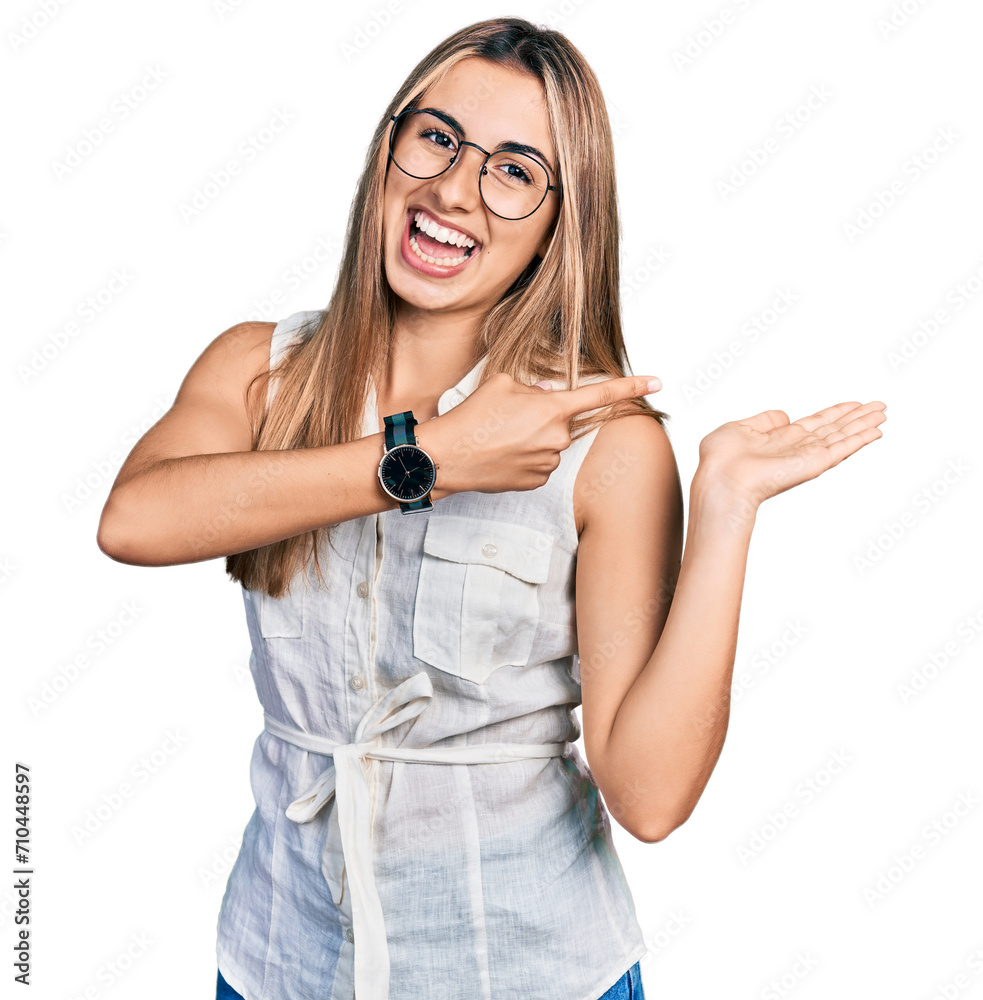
[{"left": 262, "top": 670, "right": 568, "bottom": 1000}]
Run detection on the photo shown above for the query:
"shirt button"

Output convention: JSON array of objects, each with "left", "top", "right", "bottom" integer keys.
[
  {"left": 481, "top": 542, "right": 498, "bottom": 558},
  {"left": 346, "top": 926, "right": 355, "bottom": 943},
  {"left": 356, "top": 581, "right": 369, "bottom": 598},
  {"left": 350, "top": 673, "right": 365, "bottom": 691}
]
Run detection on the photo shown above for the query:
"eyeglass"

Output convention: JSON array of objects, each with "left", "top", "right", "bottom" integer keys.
[{"left": 387, "top": 108, "right": 560, "bottom": 221}]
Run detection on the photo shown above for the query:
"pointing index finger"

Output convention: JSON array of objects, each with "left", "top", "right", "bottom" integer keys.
[{"left": 555, "top": 375, "right": 662, "bottom": 417}]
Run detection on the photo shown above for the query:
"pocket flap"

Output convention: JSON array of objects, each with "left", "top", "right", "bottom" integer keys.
[{"left": 422, "top": 514, "right": 552, "bottom": 584}]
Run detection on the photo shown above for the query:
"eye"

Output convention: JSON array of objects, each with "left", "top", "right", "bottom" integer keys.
[
  {"left": 496, "top": 159, "right": 533, "bottom": 185},
  {"left": 419, "top": 127, "right": 457, "bottom": 152}
]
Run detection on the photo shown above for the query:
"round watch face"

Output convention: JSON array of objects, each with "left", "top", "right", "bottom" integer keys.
[{"left": 378, "top": 444, "right": 436, "bottom": 502}]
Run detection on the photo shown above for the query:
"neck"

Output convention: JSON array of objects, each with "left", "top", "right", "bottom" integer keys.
[{"left": 380, "top": 308, "right": 485, "bottom": 410}]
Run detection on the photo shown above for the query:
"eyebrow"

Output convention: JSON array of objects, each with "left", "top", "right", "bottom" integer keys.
[{"left": 418, "top": 106, "right": 557, "bottom": 177}]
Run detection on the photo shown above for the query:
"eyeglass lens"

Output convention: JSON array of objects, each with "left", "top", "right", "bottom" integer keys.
[{"left": 391, "top": 111, "right": 550, "bottom": 220}]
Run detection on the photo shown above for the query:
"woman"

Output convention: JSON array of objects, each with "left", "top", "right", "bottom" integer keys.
[{"left": 96, "top": 17, "right": 886, "bottom": 1000}]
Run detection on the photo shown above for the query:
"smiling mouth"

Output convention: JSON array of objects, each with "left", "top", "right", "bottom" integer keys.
[{"left": 407, "top": 210, "right": 481, "bottom": 267}]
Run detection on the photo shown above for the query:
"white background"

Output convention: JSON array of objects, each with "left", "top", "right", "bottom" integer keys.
[{"left": 4, "top": 1, "right": 982, "bottom": 997}]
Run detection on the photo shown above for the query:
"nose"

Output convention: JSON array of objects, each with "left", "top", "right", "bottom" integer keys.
[{"left": 428, "top": 142, "right": 484, "bottom": 214}]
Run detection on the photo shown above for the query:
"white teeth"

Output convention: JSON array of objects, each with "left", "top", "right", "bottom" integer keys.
[
  {"left": 413, "top": 210, "right": 477, "bottom": 249},
  {"left": 409, "top": 233, "right": 470, "bottom": 267}
]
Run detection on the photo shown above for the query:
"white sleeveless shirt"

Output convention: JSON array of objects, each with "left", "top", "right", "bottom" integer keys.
[{"left": 216, "top": 311, "right": 648, "bottom": 1000}]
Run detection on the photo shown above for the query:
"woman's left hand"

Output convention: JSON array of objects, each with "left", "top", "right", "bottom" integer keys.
[{"left": 696, "top": 399, "right": 888, "bottom": 511}]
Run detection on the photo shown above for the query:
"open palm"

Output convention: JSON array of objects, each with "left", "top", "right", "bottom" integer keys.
[{"left": 698, "top": 400, "right": 888, "bottom": 509}]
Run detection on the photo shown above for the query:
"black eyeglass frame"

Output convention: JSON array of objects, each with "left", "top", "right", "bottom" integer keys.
[{"left": 387, "top": 108, "right": 562, "bottom": 222}]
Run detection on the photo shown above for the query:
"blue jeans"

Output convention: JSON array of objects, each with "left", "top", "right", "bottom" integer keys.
[
  {"left": 598, "top": 960, "right": 645, "bottom": 1000},
  {"left": 216, "top": 960, "right": 645, "bottom": 999},
  {"left": 216, "top": 968, "right": 245, "bottom": 999}
]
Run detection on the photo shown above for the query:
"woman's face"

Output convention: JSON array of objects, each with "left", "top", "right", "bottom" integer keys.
[{"left": 382, "top": 57, "right": 561, "bottom": 322}]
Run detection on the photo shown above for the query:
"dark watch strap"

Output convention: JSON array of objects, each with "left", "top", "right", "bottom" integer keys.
[
  {"left": 382, "top": 411, "right": 433, "bottom": 513},
  {"left": 383, "top": 410, "right": 418, "bottom": 450}
]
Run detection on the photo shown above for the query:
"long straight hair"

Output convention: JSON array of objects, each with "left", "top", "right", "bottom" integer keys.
[{"left": 227, "top": 17, "right": 669, "bottom": 599}]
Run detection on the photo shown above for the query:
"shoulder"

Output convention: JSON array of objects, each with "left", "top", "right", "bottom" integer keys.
[
  {"left": 214, "top": 319, "right": 277, "bottom": 361},
  {"left": 574, "top": 412, "right": 679, "bottom": 537},
  {"left": 215, "top": 310, "right": 318, "bottom": 371},
  {"left": 221, "top": 312, "right": 324, "bottom": 429},
  {"left": 188, "top": 320, "right": 275, "bottom": 396},
  {"left": 205, "top": 321, "right": 278, "bottom": 441}
]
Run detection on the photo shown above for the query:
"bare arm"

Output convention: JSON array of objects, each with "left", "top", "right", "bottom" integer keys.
[
  {"left": 581, "top": 455, "right": 753, "bottom": 844},
  {"left": 574, "top": 414, "right": 689, "bottom": 843},
  {"left": 96, "top": 322, "right": 421, "bottom": 567},
  {"left": 97, "top": 333, "right": 659, "bottom": 568},
  {"left": 577, "top": 401, "right": 886, "bottom": 843}
]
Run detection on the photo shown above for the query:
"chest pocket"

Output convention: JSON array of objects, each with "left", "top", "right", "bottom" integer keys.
[
  {"left": 257, "top": 584, "right": 307, "bottom": 638},
  {"left": 413, "top": 514, "right": 553, "bottom": 684}
]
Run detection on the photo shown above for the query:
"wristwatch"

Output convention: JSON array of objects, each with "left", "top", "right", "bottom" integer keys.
[{"left": 378, "top": 411, "right": 438, "bottom": 514}]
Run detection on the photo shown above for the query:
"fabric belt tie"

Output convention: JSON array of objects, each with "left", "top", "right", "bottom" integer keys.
[{"left": 262, "top": 670, "right": 568, "bottom": 1000}]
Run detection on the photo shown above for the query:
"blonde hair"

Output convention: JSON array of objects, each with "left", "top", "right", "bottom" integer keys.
[{"left": 227, "top": 16, "right": 670, "bottom": 599}]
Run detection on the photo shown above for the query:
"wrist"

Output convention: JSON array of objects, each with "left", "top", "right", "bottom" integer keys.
[
  {"left": 413, "top": 423, "right": 457, "bottom": 501},
  {"left": 690, "top": 464, "right": 759, "bottom": 533}
]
